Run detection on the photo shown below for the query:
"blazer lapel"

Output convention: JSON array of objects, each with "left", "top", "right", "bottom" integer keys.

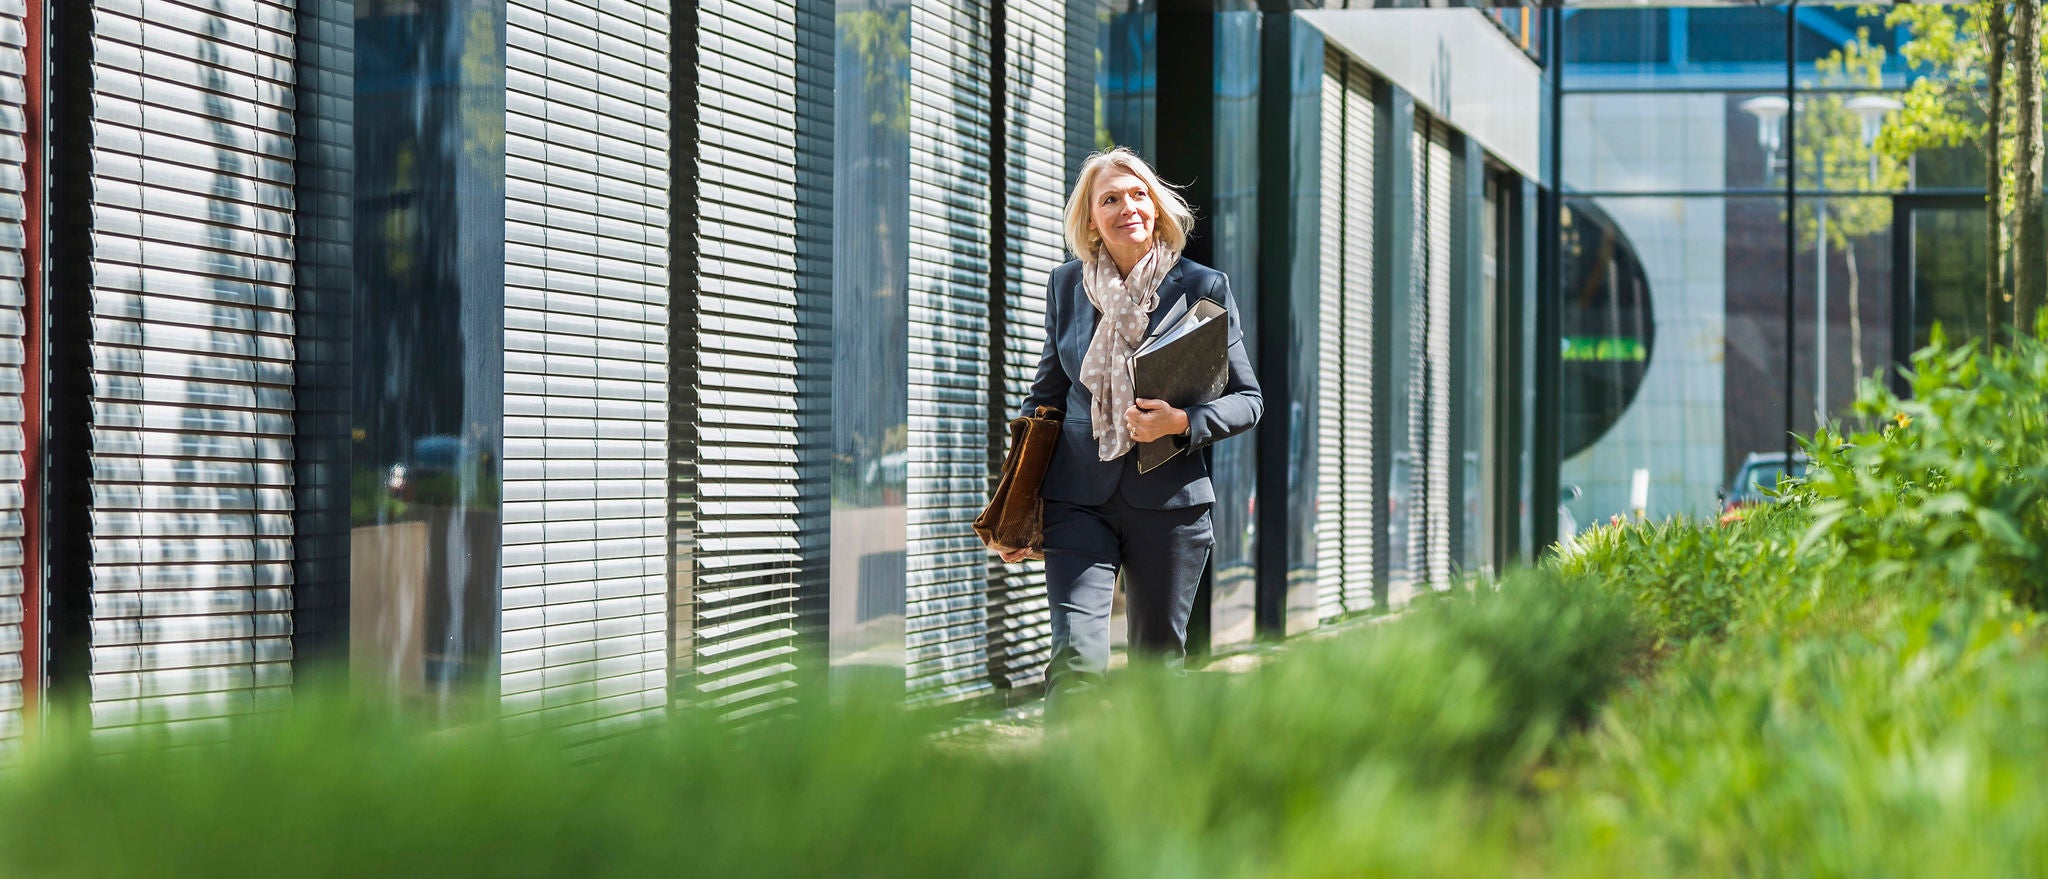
[{"left": 1140, "top": 261, "right": 1191, "bottom": 342}]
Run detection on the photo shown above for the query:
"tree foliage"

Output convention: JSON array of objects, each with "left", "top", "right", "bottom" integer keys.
[
  {"left": 1874, "top": 3, "right": 2048, "bottom": 341},
  {"left": 1797, "top": 28, "right": 1908, "bottom": 250}
]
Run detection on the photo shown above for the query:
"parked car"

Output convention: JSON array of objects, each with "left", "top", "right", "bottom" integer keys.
[
  {"left": 1557, "top": 484, "right": 1581, "bottom": 551},
  {"left": 1718, "top": 452, "right": 1809, "bottom": 521}
]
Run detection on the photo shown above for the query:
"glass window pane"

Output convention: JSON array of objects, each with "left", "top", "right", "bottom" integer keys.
[
  {"left": 1563, "top": 8, "right": 1787, "bottom": 92},
  {"left": 1562, "top": 10, "right": 1670, "bottom": 68},
  {"left": 1209, "top": 8, "right": 1260, "bottom": 651},
  {"left": 1097, "top": 0, "right": 1155, "bottom": 157},
  {"left": 830, "top": 0, "right": 913, "bottom": 671},
  {"left": 1687, "top": 9, "right": 1790, "bottom": 66},
  {"left": 1909, "top": 205, "right": 1994, "bottom": 350},
  {"left": 1792, "top": 196, "right": 1895, "bottom": 437},
  {"left": 1794, "top": 89, "right": 1910, "bottom": 195},
  {"left": 1563, "top": 91, "right": 1786, "bottom": 193},
  {"left": 1794, "top": 6, "right": 1909, "bottom": 69},
  {"left": 1558, "top": 196, "right": 1788, "bottom": 531}
]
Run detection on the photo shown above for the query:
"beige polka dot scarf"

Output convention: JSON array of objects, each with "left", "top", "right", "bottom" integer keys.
[{"left": 1079, "top": 241, "right": 1181, "bottom": 462}]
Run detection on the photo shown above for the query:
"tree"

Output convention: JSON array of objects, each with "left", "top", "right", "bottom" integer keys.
[
  {"left": 1878, "top": 3, "right": 2048, "bottom": 345},
  {"left": 2016, "top": 0, "right": 2046, "bottom": 327},
  {"left": 1798, "top": 30, "right": 1910, "bottom": 388}
]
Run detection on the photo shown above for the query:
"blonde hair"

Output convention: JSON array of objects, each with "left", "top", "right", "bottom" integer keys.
[{"left": 1062, "top": 147, "right": 1195, "bottom": 261}]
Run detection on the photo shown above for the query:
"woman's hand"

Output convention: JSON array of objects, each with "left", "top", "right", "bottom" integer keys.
[
  {"left": 1124, "top": 398, "right": 1189, "bottom": 444},
  {"left": 998, "top": 547, "right": 1034, "bottom": 564}
]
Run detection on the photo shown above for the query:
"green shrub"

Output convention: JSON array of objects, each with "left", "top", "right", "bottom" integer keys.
[
  {"left": 1803, "top": 320, "right": 2048, "bottom": 606},
  {"left": 1540, "top": 584, "right": 2048, "bottom": 877},
  {"left": 0, "top": 576, "right": 1639, "bottom": 879},
  {"left": 1553, "top": 502, "right": 1809, "bottom": 649},
  {"left": 0, "top": 691, "right": 1098, "bottom": 879}
]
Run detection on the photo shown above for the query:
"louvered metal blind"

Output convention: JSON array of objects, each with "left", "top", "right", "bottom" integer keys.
[
  {"left": 87, "top": 0, "right": 297, "bottom": 736},
  {"left": 1314, "top": 53, "right": 1376, "bottom": 622},
  {"left": 1423, "top": 120, "right": 1454, "bottom": 590},
  {"left": 0, "top": 0, "right": 26, "bottom": 750},
  {"left": 1313, "top": 53, "right": 1344, "bottom": 623},
  {"left": 500, "top": 0, "right": 670, "bottom": 733},
  {"left": 1403, "top": 122, "right": 1428, "bottom": 595},
  {"left": 1392, "top": 121, "right": 1425, "bottom": 590},
  {"left": 682, "top": 0, "right": 806, "bottom": 721},
  {"left": 988, "top": 0, "right": 1086, "bottom": 690},
  {"left": 1339, "top": 63, "right": 1376, "bottom": 615},
  {"left": 906, "top": 0, "right": 993, "bottom": 706}
]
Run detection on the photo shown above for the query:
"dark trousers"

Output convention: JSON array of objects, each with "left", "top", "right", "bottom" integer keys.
[{"left": 1041, "top": 485, "right": 1214, "bottom": 706}]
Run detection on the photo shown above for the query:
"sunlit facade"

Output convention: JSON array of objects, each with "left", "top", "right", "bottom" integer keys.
[{"left": 0, "top": 1, "right": 1990, "bottom": 742}]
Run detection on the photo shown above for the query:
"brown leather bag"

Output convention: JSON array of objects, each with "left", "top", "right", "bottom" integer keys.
[{"left": 975, "top": 406, "right": 1062, "bottom": 560}]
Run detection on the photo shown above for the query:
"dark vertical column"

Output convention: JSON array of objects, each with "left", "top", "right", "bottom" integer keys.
[
  {"left": 1519, "top": 176, "right": 1541, "bottom": 559},
  {"left": 1490, "top": 172, "right": 1513, "bottom": 569},
  {"left": 42, "top": 0, "right": 90, "bottom": 695},
  {"left": 293, "top": 0, "right": 355, "bottom": 671},
  {"left": 793, "top": 0, "right": 836, "bottom": 685},
  {"left": 1154, "top": 0, "right": 1219, "bottom": 652},
  {"left": 1888, "top": 201, "right": 1913, "bottom": 399},
  {"left": 986, "top": 0, "right": 1011, "bottom": 512},
  {"left": 1370, "top": 82, "right": 1415, "bottom": 609},
  {"left": 1448, "top": 135, "right": 1482, "bottom": 572},
  {"left": 668, "top": 0, "right": 700, "bottom": 691},
  {"left": 1502, "top": 177, "right": 1536, "bottom": 566},
  {"left": 1781, "top": 8, "right": 1798, "bottom": 467},
  {"left": 982, "top": 0, "right": 1013, "bottom": 695},
  {"left": 1156, "top": 2, "right": 1218, "bottom": 269},
  {"left": 1253, "top": 9, "right": 1319, "bottom": 638},
  {"left": 350, "top": 0, "right": 506, "bottom": 704},
  {"left": 20, "top": 0, "right": 43, "bottom": 713},
  {"left": 1532, "top": 7, "right": 1562, "bottom": 553}
]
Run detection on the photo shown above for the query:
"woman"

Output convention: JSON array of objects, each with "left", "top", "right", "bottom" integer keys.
[{"left": 998, "top": 147, "right": 1262, "bottom": 704}]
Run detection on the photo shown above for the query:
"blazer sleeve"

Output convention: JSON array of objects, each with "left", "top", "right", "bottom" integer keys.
[
  {"left": 1018, "top": 270, "right": 1072, "bottom": 421},
  {"left": 1181, "top": 271, "right": 1263, "bottom": 450}
]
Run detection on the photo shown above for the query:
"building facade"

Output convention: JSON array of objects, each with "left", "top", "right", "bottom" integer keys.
[{"left": 8, "top": 1, "right": 1961, "bottom": 742}]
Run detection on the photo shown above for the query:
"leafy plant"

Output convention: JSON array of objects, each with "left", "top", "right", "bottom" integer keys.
[{"left": 1802, "top": 317, "right": 2048, "bottom": 605}]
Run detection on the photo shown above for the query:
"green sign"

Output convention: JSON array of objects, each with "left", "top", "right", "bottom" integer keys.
[{"left": 1562, "top": 335, "right": 1648, "bottom": 363}]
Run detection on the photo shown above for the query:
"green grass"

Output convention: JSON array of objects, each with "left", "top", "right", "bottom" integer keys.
[
  {"left": 7, "top": 326, "right": 2048, "bottom": 876},
  {"left": 0, "top": 576, "right": 1637, "bottom": 879}
]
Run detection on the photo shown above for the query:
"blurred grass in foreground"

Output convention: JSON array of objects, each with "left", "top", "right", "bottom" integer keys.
[{"left": 0, "top": 575, "right": 1637, "bottom": 879}]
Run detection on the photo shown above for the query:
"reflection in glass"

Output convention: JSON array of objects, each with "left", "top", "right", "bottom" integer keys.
[
  {"left": 1911, "top": 207, "right": 1991, "bottom": 350},
  {"left": 1207, "top": 10, "right": 1259, "bottom": 652},
  {"left": 1097, "top": 0, "right": 1155, "bottom": 159},
  {"left": 1280, "top": 20, "right": 1322, "bottom": 635},
  {"left": 1789, "top": 29, "right": 1907, "bottom": 427},
  {"left": 1461, "top": 176, "right": 1500, "bottom": 576},
  {"left": 350, "top": 1, "right": 505, "bottom": 711},
  {"left": 1561, "top": 8, "right": 1787, "bottom": 92},
  {"left": 829, "top": 0, "right": 912, "bottom": 677},
  {"left": 1562, "top": 92, "right": 1788, "bottom": 194},
  {"left": 1559, "top": 196, "right": 1785, "bottom": 527},
  {"left": 1793, "top": 197, "right": 1894, "bottom": 435},
  {"left": 1792, "top": 7, "right": 1909, "bottom": 70},
  {"left": 1558, "top": 200, "right": 1655, "bottom": 463}
]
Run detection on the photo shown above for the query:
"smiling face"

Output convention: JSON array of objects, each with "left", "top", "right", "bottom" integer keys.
[{"left": 1087, "top": 170, "right": 1157, "bottom": 263}]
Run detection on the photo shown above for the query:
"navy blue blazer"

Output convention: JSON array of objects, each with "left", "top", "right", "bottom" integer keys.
[{"left": 1018, "top": 258, "right": 1263, "bottom": 510}]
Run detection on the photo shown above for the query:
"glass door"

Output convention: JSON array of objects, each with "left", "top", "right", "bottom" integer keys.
[{"left": 1893, "top": 198, "right": 1990, "bottom": 391}]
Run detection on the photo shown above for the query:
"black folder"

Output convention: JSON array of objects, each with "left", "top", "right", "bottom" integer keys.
[{"left": 1130, "top": 296, "right": 1229, "bottom": 474}]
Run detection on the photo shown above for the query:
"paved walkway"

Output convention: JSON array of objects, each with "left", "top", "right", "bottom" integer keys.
[{"left": 931, "top": 610, "right": 1405, "bottom": 755}]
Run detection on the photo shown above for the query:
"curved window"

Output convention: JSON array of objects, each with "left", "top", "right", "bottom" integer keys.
[{"left": 1559, "top": 199, "right": 1656, "bottom": 460}]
